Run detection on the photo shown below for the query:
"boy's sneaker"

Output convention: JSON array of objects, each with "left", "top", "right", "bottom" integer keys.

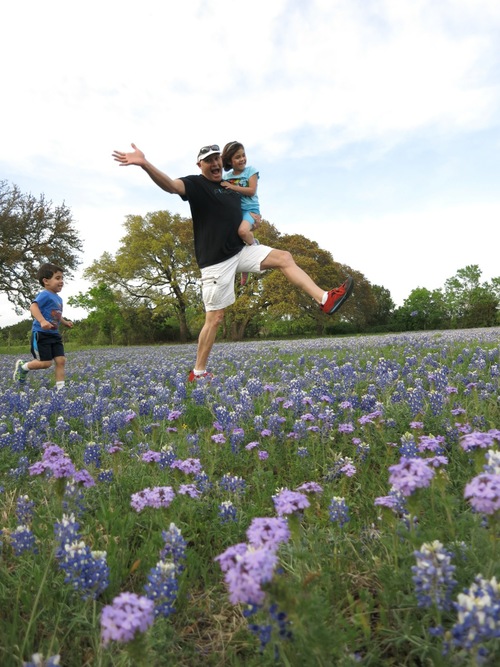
[
  {"left": 13, "top": 359, "right": 29, "bottom": 383},
  {"left": 188, "top": 370, "right": 213, "bottom": 382},
  {"left": 321, "top": 277, "right": 354, "bottom": 314}
]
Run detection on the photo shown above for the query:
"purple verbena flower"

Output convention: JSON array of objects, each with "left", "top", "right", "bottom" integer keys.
[
  {"left": 464, "top": 473, "right": 500, "bottom": 515},
  {"left": 272, "top": 489, "right": 310, "bottom": 516},
  {"left": 246, "top": 517, "right": 291, "bottom": 550},
  {"left": 100, "top": 592, "right": 154, "bottom": 646},
  {"left": 388, "top": 457, "right": 435, "bottom": 497}
]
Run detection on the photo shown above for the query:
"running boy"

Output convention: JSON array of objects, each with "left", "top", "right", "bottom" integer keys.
[
  {"left": 221, "top": 141, "right": 260, "bottom": 285},
  {"left": 13, "top": 263, "right": 73, "bottom": 390}
]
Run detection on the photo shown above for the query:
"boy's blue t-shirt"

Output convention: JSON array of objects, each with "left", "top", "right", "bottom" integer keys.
[
  {"left": 223, "top": 165, "right": 260, "bottom": 212},
  {"left": 32, "top": 289, "right": 63, "bottom": 334}
]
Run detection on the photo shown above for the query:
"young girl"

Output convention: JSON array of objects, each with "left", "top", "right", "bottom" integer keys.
[{"left": 221, "top": 141, "right": 260, "bottom": 285}]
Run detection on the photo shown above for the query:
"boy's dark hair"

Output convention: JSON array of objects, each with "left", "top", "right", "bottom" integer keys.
[
  {"left": 37, "top": 262, "right": 64, "bottom": 287},
  {"left": 221, "top": 141, "right": 244, "bottom": 171}
]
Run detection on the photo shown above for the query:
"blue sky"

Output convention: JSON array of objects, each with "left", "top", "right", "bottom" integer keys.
[{"left": 1, "top": 0, "right": 499, "bottom": 326}]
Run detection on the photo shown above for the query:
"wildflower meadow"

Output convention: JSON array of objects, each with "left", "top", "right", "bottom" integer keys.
[{"left": 1, "top": 328, "right": 500, "bottom": 666}]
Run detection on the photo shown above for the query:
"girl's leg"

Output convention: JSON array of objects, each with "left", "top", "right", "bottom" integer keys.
[{"left": 238, "top": 220, "right": 255, "bottom": 246}]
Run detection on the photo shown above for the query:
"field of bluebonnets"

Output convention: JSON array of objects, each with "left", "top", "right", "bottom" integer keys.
[{"left": 1, "top": 328, "right": 500, "bottom": 667}]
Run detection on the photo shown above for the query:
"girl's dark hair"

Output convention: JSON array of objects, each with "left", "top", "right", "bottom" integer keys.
[
  {"left": 37, "top": 262, "right": 64, "bottom": 286},
  {"left": 221, "top": 141, "right": 244, "bottom": 171}
]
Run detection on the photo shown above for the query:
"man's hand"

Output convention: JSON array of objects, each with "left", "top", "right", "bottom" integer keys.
[
  {"left": 112, "top": 143, "right": 146, "bottom": 166},
  {"left": 40, "top": 319, "right": 56, "bottom": 330}
]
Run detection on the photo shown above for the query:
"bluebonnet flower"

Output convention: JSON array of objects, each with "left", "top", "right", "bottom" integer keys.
[
  {"left": 160, "top": 523, "right": 187, "bottom": 571},
  {"left": 328, "top": 497, "right": 350, "bottom": 527},
  {"left": 16, "top": 495, "right": 35, "bottom": 524},
  {"left": 54, "top": 513, "right": 81, "bottom": 558},
  {"left": 11, "top": 525, "right": 37, "bottom": 556},
  {"left": 62, "top": 483, "right": 86, "bottom": 517},
  {"left": 220, "top": 474, "right": 246, "bottom": 495},
  {"left": 58, "top": 541, "right": 109, "bottom": 600},
  {"left": 83, "top": 443, "right": 102, "bottom": 468},
  {"left": 97, "top": 469, "right": 114, "bottom": 483},
  {"left": 144, "top": 560, "right": 179, "bottom": 618},
  {"left": 194, "top": 471, "right": 212, "bottom": 494},
  {"left": 219, "top": 500, "right": 238, "bottom": 523},
  {"left": 388, "top": 457, "right": 435, "bottom": 497},
  {"left": 9, "top": 455, "right": 30, "bottom": 480},
  {"left": 23, "top": 653, "right": 60, "bottom": 666},
  {"left": 411, "top": 540, "right": 456, "bottom": 610},
  {"left": 398, "top": 433, "right": 419, "bottom": 458},
  {"left": 449, "top": 575, "right": 500, "bottom": 654},
  {"left": 297, "top": 446, "right": 309, "bottom": 457},
  {"left": 230, "top": 427, "right": 245, "bottom": 453},
  {"left": 272, "top": 489, "right": 309, "bottom": 517},
  {"left": 101, "top": 592, "right": 155, "bottom": 646},
  {"left": 245, "top": 602, "right": 292, "bottom": 653},
  {"left": 130, "top": 487, "right": 175, "bottom": 512},
  {"left": 484, "top": 450, "right": 500, "bottom": 475}
]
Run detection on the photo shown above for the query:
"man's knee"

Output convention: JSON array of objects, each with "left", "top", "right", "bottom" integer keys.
[
  {"left": 261, "top": 249, "right": 294, "bottom": 270},
  {"left": 205, "top": 310, "right": 225, "bottom": 328}
]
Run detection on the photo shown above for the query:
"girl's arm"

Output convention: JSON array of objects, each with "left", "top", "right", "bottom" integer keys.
[{"left": 222, "top": 173, "right": 258, "bottom": 196}]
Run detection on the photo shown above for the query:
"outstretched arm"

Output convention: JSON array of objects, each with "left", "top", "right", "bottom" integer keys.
[{"left": 112, "top": 143, "right": 186, "bottom": 196}]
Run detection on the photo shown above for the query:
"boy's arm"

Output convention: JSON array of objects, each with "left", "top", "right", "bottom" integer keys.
[
  {"left": 61, "top": 317, "right": 74, "bottom": 328},
  {"left": 112, "top": 143, "right": 186, "bottom": 196},
  {"left": 30, "top": 302, "right": 56, "bottom": 330}
]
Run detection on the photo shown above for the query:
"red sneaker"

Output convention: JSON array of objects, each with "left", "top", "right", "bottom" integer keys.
[
  {"left": 321, "top": 277, "right": 354, "bottom": 314},
  {"left": 188, "top": 370, "right": 213, "bottom": 382},
  {"left": 240, "top": 272, "right": 249, "bottom": 286}
]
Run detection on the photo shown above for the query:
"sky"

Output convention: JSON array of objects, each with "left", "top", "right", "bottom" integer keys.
[{"left": 1, "top": 0, "right": 499, "bottom": 327}]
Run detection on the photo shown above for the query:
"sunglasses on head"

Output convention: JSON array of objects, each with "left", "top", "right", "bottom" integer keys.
[{"left": 198, "top": 144, "right": 220, "bottom": 156}]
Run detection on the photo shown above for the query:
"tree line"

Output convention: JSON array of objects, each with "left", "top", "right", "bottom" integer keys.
[{"left": 1, "top": 180, "right": 499, "bottom": 348}]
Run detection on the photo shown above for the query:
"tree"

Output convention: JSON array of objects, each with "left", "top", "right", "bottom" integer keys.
[
  {"left": 0, "top": 180, "right": 83, "bottom": 313},
  {"left": 393, "top": 287, "right": 447, "bottom": 331},
  {"left": 225, "top": 223, "right": 377, "bottom": 339},
  {"left": 84, "top": 211, "right": 199, "bottom": 343},
  {"left": 369, "top": 285, "right": 395, "bottom": 326},
  {"left": 444, "top": 265, "right": 499, "bottom": 328},
  {"left": 68, "top": 284, "right": 126, "bottom": 345}
]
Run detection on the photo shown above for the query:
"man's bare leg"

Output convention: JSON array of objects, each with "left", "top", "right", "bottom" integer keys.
[
  {"left": 194, "top": 309, "right": 225, "bottom": 371},
  {"left": 260, "top": 249, "right": 324, "bottom": 304}
]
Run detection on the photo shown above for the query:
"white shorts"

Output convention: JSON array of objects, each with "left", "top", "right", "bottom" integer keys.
[{"left": 200, "top": 244, "right": 272, "bottom": 311}]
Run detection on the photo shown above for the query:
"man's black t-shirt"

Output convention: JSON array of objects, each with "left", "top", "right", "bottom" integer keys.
[{"left": 180, "top": 175, "right": 245, "bottom": 269}]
